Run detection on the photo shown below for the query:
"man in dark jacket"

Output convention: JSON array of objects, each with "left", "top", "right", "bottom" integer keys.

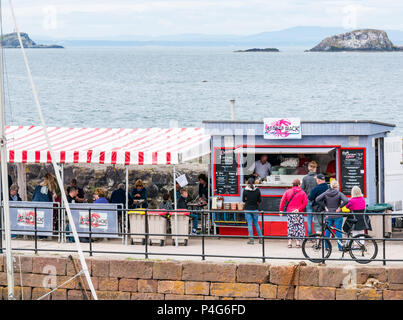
[
  {"left": 111, "top": 184, "right": 133, "bottom": 209},
  {"left": 308, "top": 173, "right": 329, "bottom": 234},
  {"left": 301, "top": 161, "right": 318, "bottom": 236}
]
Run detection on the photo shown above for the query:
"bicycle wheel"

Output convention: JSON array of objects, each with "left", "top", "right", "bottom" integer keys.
[
  {"left": 349, "top": 234, "right": 378, "bottom": 264},
  {"left": 301, "top": 234, "right": 332, "bottom": 263}
]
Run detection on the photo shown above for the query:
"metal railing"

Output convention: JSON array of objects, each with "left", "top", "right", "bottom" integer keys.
[{"left": 1, "top": 204, "right": 403, "bottom": 265}]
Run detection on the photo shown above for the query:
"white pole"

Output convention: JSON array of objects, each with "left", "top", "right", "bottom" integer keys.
[
  {"left": 0, "top": 0, "right": 14, "bottom": 299},
  {"left": 173, "top": 165, "right": 178, "bottom": 246},
  {"left": 230, "top": 99, "right": 235, "bottom": 121},
  {"left": 9, "top": 0, "right": 97, "bottom": 300},
  {"left": 125, "top": 165, "right": 129, "bottom": 245}
]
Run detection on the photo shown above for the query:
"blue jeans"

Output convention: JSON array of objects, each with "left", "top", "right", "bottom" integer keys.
[
  {"left": 189, "top": 213, "right": 198, "bottom": 231},
  {"left": 306, "top": 201, "right": 314, "bottom": 236},
  {"left": 244, "top": 211, "right": 263, "bottom": 238},
  {"left": 324, "top": 217, "right": 343, "bottom": 250}
]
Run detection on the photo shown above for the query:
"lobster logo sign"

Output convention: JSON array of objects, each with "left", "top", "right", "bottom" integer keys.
[
  {"left": 78, "top": 211, "right": 108, "bottom": 230},
  {"left": 263, "top": 118, "right": 302, "bottom": 139},
  {"left": 17, "top": 209, "right": 45, "bottom": 228}
]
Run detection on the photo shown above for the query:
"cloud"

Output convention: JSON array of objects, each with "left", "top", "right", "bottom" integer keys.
[{"left": 2, "top": 0, "right": 403, "bottom": 38}]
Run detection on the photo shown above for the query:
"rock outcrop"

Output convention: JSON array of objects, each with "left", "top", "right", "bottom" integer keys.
[
  {"left": 234, "top": 48, "right": 279, "bottom": 52},
  {"left": 307, "top": 29, "right": 403, "bottom": 52},
  {"left": 1, "top": 32, "right": 63, "bottom": 48}
]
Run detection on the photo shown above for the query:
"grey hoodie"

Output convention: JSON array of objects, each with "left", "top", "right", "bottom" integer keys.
[
  {"left": 315, "top": 188, "right": 349, "bottom": 218},
  {"left": 301, "top": 172, "right": 317, "bottom": 196}
]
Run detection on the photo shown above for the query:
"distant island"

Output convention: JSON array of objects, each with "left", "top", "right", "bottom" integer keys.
[
  {"left": 307, "top": 29, "right": 403, "bottom": 52},
  {"left": 234, "top": 48, "right": 279, "bottom": 52},
  {"left": 1, "top": 32, "right": 63, "bottom": 48}
]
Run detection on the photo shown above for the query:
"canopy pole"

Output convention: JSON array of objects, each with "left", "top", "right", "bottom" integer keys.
[
  {"left": 16, "top": 163, "right": 27, "bottom": 201},
  {"left": 173, "top": 165, "right": 178, "bottom": 247},
  {"left": 60, "top": 163, "right": 65, "bottom": 243},
  {"left": 9, "top": 0, "right": 97, "bottom": 300},
  {"left": 125, "top": 165, "right": 129, "bottom": 245}
]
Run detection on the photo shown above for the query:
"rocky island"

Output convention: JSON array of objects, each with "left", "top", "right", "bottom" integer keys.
[
  {"left": 307, "top": 29, "right": 403, "bottom": 52},
  {"left": 1, "top": 32, "right": 63, "bottom": 48},
  {"left": 234, "top": 48, "right": 279, "bottom": 52}
]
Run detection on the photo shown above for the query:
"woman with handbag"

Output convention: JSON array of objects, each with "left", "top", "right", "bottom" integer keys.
[
  {"left": 279, "top": 179, "right": 308, "bottom": 248},
  {"left": 345, "top": 186, "right": 372, "bottom": 246}
]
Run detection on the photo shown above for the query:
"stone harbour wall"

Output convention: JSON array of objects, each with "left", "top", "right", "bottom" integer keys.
[{"left": 1, "top": 255, "right": 403, "bottom": 300}]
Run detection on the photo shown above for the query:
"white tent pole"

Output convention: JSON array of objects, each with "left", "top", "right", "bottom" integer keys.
[
  {"left": 173, "top": 165, "right": 178, "bottom": 246},
  {"left": 9, "top": 0, "right": 97, "bottom": 300},
  {"left": 0, "top": 0, "right": 14, "bottom": 297}
]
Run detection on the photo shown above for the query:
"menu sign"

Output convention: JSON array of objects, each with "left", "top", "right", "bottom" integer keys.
[
  {"left": 214, "top": 149, "right": 239, "bottom": 196},
  {"left": 339, "top": 148, "right": 366, "bottom": 196}
]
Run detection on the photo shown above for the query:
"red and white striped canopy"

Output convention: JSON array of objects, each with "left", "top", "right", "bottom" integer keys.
[{"left": 5, "top": 126, "right": 211, "bottom": 165}]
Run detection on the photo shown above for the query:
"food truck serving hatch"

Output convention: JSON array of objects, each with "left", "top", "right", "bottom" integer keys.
[{"left": 234, "top": 147, "right": 336, "bottom": 154}]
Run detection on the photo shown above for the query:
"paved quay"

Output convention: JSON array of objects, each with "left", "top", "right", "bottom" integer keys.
[{"left": 6, "top": 236, "right": 403, "bottom": 266}]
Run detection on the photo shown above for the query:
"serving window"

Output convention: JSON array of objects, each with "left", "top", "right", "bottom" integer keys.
[{"left": 236, "top": 147, "right": 337, "bottom": 186}]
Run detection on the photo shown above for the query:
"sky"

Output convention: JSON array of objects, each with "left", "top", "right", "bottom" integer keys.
[{"left": 1, "top": 0, "right": 403, "bottom": 39}]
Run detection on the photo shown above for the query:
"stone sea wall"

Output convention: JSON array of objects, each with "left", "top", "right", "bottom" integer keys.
[
  {"left": 1, "top": 255, "right": 403, "bottom": 300},
  {"left": 8, "top": 161, "right": 208, "bottom": 207}
]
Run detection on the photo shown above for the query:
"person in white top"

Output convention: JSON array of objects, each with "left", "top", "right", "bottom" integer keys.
[{"left": 249, "top": 155, "right": 272, "bottom": 179}]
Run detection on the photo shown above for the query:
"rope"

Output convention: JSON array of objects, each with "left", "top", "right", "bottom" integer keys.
[
  {"left": 36, "top": 270, "right": 84, "bottom": 301},
  {"left": 8, "top": 0, "right": 98, "bottom": 300}
]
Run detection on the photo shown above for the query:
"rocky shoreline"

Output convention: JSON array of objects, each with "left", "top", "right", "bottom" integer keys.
[
  {"left": 1, "top": 32, "right": 63, "bottom": 49},
  {"left": 307, "top": 29, "right": 403, "bottom": 52},
  {"left": 234, "top": 48, "right": 279, "bottom": 52}
]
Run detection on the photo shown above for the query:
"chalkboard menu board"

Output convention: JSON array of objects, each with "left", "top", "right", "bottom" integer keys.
[
  {"left": 214, "top": 149, "right": 239, "bottom": 196},
  {"left": 259, "top": 196, "right": 282, "bottom": 212},
  {"left": 339, "top": 148, "right": 366, "bottom": 196}
]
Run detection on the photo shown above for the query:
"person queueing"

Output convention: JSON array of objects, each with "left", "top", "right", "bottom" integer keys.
[
  {"left": 308, "top": 173, "right": 329, "bottom": 236},
  {"left": 345, "top": 186, "right": 372, "bottom": 247},
  {"left": 301, "top": 161, "right": 318, "bottom": 236},
  {"left": 315, "top": 180, "right": 349, "bottom": 251},
  {"left": 280, "top": 179, "right": 308, "bottom": 248},
  {"left": 242, "top": 177, "right": 263, "bottom": 245}
]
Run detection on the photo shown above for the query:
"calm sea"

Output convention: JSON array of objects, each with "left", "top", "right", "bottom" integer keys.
[{"left": 3, "top": 46, "right": 403, "bottom": 135}]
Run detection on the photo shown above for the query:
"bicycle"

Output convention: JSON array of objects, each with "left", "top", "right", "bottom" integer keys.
[{"left": 301, "top": 217, "right": 378, "bottom": 264}]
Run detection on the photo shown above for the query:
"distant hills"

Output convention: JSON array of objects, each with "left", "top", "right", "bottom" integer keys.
[{"left": 36, "top": 26, "right": 403, "bottom": 47}]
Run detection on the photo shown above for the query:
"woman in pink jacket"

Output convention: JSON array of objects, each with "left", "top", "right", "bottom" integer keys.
[{"left": 280, "top": 179, "right": 309, "bottom": 248}]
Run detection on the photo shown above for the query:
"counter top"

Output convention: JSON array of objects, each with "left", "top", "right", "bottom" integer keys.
[{"left": 241, "top": 183, "right": 292, "bottom": 187}]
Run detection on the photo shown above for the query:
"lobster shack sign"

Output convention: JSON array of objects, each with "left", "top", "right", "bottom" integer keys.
[{"left": 263, "top": 118, "right": 302, "bottom": 139}]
